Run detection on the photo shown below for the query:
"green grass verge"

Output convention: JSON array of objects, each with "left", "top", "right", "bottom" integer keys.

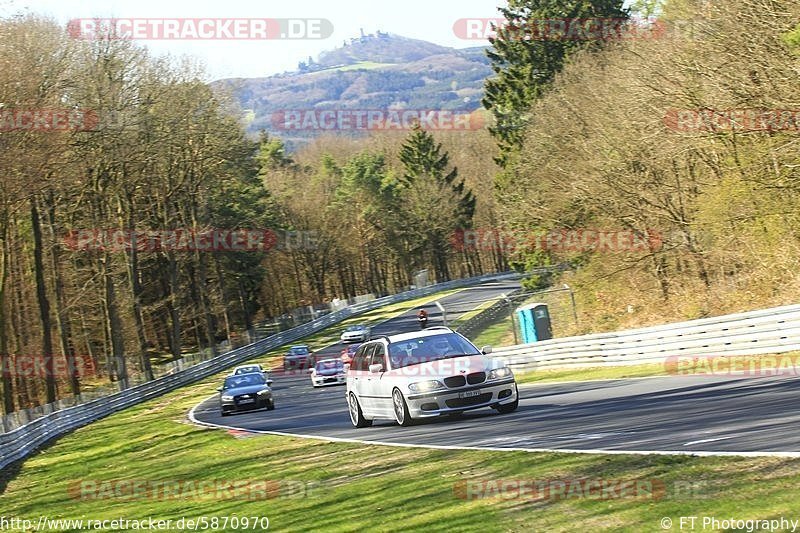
[
  {"left": 471, "top": 315, "right": 517, "bottom": 350},
  {"left": 3, "top": 373, "right": 800, "bottom": 532},
  {"left": 513, "top": 353, "right": 800, "bottom": 385},
  {"left": 515, "top": 364, "right": 669, "bottom": 385},
  {"left": 450, "top": 298, "right": 502, "bottom": 329}
]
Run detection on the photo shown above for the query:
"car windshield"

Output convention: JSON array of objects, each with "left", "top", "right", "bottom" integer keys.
[
  {"left": 345, "top": 325, "right": 364, "bottom": 332},
  {"left": 388, "top": 333, "right": 481, "bottom": 369},
  {"left": 223, "top": 374, "right": 266, "bottom": 389},
  {"left": 317, "top": 360, "right": 343, "bottom": 371},
  {"left": 234, "top": 366, "right": 259, "bottom": 374},
  {"left": 289, "top": 346, "right": 309, "bottom": 355}
]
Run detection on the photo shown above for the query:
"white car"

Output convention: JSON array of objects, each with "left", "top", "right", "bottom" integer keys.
[
  {"left": 340, "top": 324, "right": 371, "bottom": 343},
  {"left": 311, "top": 359, "right": 347, "bottom": 387},
  {"left": 231, "top": 364, "right": 273, "bottom": 385},
  {"left": 345, "top": 327, "right": 518, "bottom": 427}
]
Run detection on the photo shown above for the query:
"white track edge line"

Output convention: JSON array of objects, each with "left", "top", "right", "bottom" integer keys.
[{"left": 186, "top": 394, "right": 800, "bottom": 459}]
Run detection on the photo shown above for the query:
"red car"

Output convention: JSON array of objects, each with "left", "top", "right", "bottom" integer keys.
[{"left": 340, "top": 343, "right": 361, "bottom": 368}]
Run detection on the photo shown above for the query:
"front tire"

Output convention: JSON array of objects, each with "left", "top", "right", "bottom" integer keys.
[
  {"left": 348, "top": 392, "right": 372, "bottom": 428},
  {"left": 392, "top": 389, "right": 414, "bottom": 427}
]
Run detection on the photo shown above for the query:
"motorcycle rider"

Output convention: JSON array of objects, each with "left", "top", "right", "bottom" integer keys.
[{"left": 417, "top": 309, "right": 428, "bottom": 329}]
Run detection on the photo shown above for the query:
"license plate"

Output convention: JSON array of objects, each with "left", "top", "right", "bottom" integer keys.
[
  {"left": 458, "top": 389, "right": 481, "bottom": 399},
  {"left": 238, "top": 398, "right": 255, "bottom": 404}
]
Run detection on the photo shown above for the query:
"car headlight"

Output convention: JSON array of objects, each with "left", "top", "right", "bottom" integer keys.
[
  {"left": 488, "top": 367, "right": 513, "bottom": 380},
  {"left": 221, "top": 395, "right": 234, "bottom": 401},
  {"left": 257, "top": 389, "right": 271, "bottom": 395},
  {"left": 408, "top": 380, "right": 445, "bottom": 393}
]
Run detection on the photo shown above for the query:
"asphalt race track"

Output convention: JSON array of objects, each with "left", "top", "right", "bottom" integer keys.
[
  {"left": 310, "top": 279, "right": 522, "bottom": 359},
  {"left": 192, "top": 281, "right": 800, "bottom": 456}
]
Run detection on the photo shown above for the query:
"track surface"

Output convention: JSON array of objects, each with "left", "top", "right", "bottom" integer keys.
[
  {"left": 311, "top": 280, "right": 520, "bottom": 359},
  {"left": 193, "top": 281, "right": 800, "bottom": 455}
]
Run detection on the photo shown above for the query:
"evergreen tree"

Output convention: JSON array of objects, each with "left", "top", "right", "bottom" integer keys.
[
  {"left": 483, "top": 0, "right": 628, "bottom": 166},
  {"left": 399, "top": 125, "right": 475, "bottom": 281}
]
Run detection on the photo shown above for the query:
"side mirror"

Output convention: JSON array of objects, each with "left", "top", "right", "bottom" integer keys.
[
  {"left": 216, "top": 387, "right": 223, "bottom": 392},
  {"left": 368, "top": 363, "right": 384, "bottom": 374},
  {"left": 481, "top": 345, "right": 493, "bottom": 355}
]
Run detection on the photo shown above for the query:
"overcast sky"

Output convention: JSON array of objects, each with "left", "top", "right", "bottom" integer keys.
[{"left": 3, "top": 0, "right": 510, "bottom": 80}]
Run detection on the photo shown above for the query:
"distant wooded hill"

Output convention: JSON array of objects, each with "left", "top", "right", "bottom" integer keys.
[{"left": 213, "top": 33, "right": 492, "bottom": 144}]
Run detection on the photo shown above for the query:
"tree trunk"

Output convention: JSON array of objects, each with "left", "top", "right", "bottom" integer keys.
[
  {"left": 46, "top": 194, "right": 81, "bottom": 396},
  {"left": 30, "top": 198, "right": 57, "bottom": 404},
  {"left": 0, "top": 214, "right": 14, "bottom": 414},
  {"left": 102, "top": 257, "right": 128, "bottom": 390},
  {"left": 166, "top": 253, "right": 182, "bottom": 359},
  {"left": 214, "top": 257, "right": 232, "bottom": 343},
  {"left": 126, "top": 219, "right": 154, "bottom": 381},
  {"left": 195, "top": 252, "right": 218, "bottom": 357}
]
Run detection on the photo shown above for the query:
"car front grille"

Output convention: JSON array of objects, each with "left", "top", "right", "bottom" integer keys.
[
  {"left": 445, "top": 393, "right": 493, "bottom": 408},
  {"left": 466, "top": 372, "right": 486, "bottom": 385},
  {"left": 444, "top": 375, "right": 466, "bottom": 388}
]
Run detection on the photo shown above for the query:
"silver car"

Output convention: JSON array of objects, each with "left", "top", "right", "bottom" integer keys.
[
  {"left": 311, "top": 359, "right": 347, "bottom": 387},
  {"left": 340, "top": 324, "right": 371, "bottom": 343},
  {"left": 231, "top": 363, "right": 273, "bottom": 385},
  {"left": 345, "top": 327, "right": 518, "bottom": 427}
]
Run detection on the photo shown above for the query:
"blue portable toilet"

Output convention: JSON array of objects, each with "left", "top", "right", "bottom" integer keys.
[{"left": 515, "top": 303, "right": 553, "bottom": 343}]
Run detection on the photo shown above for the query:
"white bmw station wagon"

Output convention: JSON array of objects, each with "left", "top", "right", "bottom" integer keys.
[{"left": 345, "top": 327, "right": 518, "bottom": 427}]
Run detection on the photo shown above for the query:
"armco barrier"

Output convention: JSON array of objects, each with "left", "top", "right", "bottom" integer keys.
[
  {"left": 490, "top": 303, "right": 800, "bottom": 373},
  {"left": 454, "top": 289, "right": 523, "bottom": 340},
  {"left": 0, "top": 271, "right": 520, "bottom": 470}
]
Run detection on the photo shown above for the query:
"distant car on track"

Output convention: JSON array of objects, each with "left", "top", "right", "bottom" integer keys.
[
  {"left": 311, "top": 358, "right": 347, "bottom": 387},
  {"left": 231, "top": 363, "right": 273, "bottom": 385},
  {"left": 340, "top": 324, "right": 371, "bottom": 343},
  {"left": 346, "top": 327, "right": 518, "bottom": 427},
  {"left": 284, "top": 345, "right": 311, "bottom": 371},
  {"left": 218, "top": 373, "right": 274, "bottom": 416}
]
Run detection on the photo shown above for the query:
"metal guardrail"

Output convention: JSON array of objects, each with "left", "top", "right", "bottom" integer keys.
[
  {"left": 454, "top": 289, "right": 523, "bottom": 340},
  {"left": 490, "top": 303, "right": 800, "bottom": 372},
  {"left": 0, "top": 271, "right": 520, "bottom": 470}
]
